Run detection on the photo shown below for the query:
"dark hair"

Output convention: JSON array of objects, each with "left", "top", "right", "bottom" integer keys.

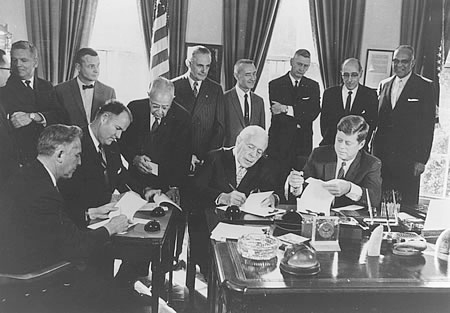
[
  {"left": 293, "top": 49, "right": 311, "bottom": 59},
  {"left": 0, "top": 49, "right": 7, "bottom": 67},
  {"left": 187, "top": 45, "right": 211, "bottom": 61},
  {"left": 234, "top": 59, "right": 255, "bottom": 75},
  {"left": 337, "top": 115, "right": 369, "bottom": 143},
  {"left": 74, "top": 48, "right": 98, "bottom": 65},
  {"left": 11, "top": 41, "right": 38, "bottom": 58},
  {"left": 38, "top": 124, "right": 83, "bottom": 156},
  {"left": 94, "top": 99, "right": 133, "bottom": 122}
]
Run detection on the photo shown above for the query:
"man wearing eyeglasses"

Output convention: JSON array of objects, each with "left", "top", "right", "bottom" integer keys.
[
  {"left": 191, "top": 125, "right": 282, "bottom": 276},
  {"left": 372, "top": 45, "right": 436, "bottom": 205},
  {"left": 320, "top": 58, "right": 378, "bottom": 149}
]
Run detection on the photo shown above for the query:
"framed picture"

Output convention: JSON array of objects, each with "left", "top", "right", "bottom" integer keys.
[
  {"left": 364, "top": 49, "right": 394, "bottom": 89},
  {"left": 186, "top": 43, "right": 222, "bottom": 84}
]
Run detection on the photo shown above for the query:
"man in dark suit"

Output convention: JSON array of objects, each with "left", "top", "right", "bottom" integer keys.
[
  {"left": 267, "top": 49, "right": 320, "bottom": 171},
  {"left": 320, "top": 58, "right": 378, "bottom": 148},
  {"left": 120, "top": 77, "right": 192, "bottom": 195},
  {"left": 373, "top": 45, "right": 436, "bottom": 205},
  {"left": 223, "top": 59, "right": 265, "bottom": 147},
  {"left": 172, "top": 45, "right": 225, "bottom": 173},
  {"left": 56, "top": 48, "right": 116, "bottom": 127},
  {"left": 191, "top": 126, "right": 282, "bottom": 275},
  {"left": 59, "top": 100, "right": 151, "bottom": 229},
  {"left": 0, "top": 125, "right": 141, "bottom": 312},
  {"left": 287, "top": 115, "right": 382, "bottom": 208},
  {"left": 1, "top": 41, "right": 67, "bottom": 167},
  {"left": 0, "top": 48, "right": 17, "bottom": 186}
]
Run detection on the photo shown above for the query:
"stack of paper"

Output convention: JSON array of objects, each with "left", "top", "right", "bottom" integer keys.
[
  {"left": 297, "top": 178, "right": 334, "bottom": 215},
  {"left": 210, "top": 222, "right": 270, "bottom": 242}
]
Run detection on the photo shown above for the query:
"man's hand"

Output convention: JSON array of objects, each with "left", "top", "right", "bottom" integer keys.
[
  {"left": 104, "top": 215, "right": 129, "bottom": 235},
  {"left": 322, "top": 179, "right": 351, "bottom": 197},
  {"left": 133, "top": 155, "right": 153, "bottom": 174},
  {"left": 143, "top": 188, "right": 161, "bottom": 201},
  {"left": 10, "top": 112, "right": 33, "bottom": 128},
  {"left": 190, "top": 155, "right": 203, "bottom": 173},
  {"left": 413, "top": 162, "right": 425, "bottom": 176},
  {"left": 87, "top": 202, "right": 118, "bottom": 220},
  {"left": 270, "top": 101, "right": 287, "bottom": 115},
  {"left": 288, "top": 170, "right": 304, "bottom": 197},
  {"left": 219, "top": 191, "right": 246, "bottom": 206}
]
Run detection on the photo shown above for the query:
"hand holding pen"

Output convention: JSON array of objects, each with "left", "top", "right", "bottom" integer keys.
[
  {"left": 220, "top": 183, "right": 246, "bottom": 206},
  {"left": 288, "top": 169, "right": 304, "bottom": 196}
]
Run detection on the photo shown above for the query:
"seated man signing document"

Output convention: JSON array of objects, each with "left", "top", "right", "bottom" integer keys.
[{"left": 287, "top": 115, "right": 381, "bottom": 208}]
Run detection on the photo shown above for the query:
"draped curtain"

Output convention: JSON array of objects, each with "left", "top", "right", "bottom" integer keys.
[
  {"left": 309, "top": 0, "right": 366, "bottom": 89},
  {"left": 139, "top": 0, "right": 188, "bottom": 78},
  {"left": 223, "top": 0, "right": 280, "bottom": 90},
  {"left": 25, "top": 0, "right": 98, "bottom": 84}
]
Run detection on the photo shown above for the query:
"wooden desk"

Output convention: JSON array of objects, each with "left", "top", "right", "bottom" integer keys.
[
  {"left": 206, "top": 208, "right": 450, "bottom": 313},
  {"left": 109, "top": 207, "right": 178, "bottom": 313}
]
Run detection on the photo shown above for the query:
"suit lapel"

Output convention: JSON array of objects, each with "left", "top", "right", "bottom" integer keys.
[
  {"left": 223, "top": 149, "right": 237, "bottom": 187},
  {"left": 380, "top": 77, "right": 395, "bottom": 112},
  {"left": 230, "top": 88, "right": 245, "bottom": 127},
  {"left": 69, "top": 79, "right": 88, "bottom": 123},
  {"left": 324, "top": 150, "right": 337, "bottom": 180},
  {"left": 249, "top": 92, "right": 260, "bottom": 124},
  {"left": 193, "top": 79, "right": 208, "bottom": 118},
  {"left": 351, "top": 85, "right": 363, "bottom": 113},
  {"left": 396, "top": 74, "right": 416, "bottom": 108},
  {"left": 345, "top": 151, "right": 362, "bottom": 181}
]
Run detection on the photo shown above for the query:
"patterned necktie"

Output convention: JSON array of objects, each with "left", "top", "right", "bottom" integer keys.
[
  {"left": 244, "top": 94, "right": 250, "bottom": 126},
  {"left": 337, "top": 161, "right": 346, "bottom": 179},
  {"left": 294, "top": 80, "right": 299, "bottom": 88},
  {"left": 193, "top": 81, "right": 198, "bottom": 98},
  {"left": 344, "top": 91, "right": 353, "bottom": 114},
  {"left": 25, "top": 80, "right": 32, "bottom": 89},
  {"left": 98, "top": 145, "right": 106, "bottom": 168},
  {"left": 151, "top": 117, "right": 159, "bottom": 133},
  {"left": 236, "top": 166, "right": 246, "bottom": 186}
]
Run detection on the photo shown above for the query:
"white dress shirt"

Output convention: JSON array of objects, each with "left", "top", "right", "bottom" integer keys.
[
  {"left": 391, "top": 71, "right": 411, "bottom": 109},
  {"left": 342, "top": 85, "right": 359, "bottom": 111},
  {"left": 77, "top": 77, "right": 95, "bottom": 122}
]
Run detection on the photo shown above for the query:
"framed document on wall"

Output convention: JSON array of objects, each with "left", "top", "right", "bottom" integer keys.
[
  {"left": 186, "top": 43, "right": 222, "bottom": 84},
  {"left": 364, "top": 49, "right": 394, "bottom": 89}
]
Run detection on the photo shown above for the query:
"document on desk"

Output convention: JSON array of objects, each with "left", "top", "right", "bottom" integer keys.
[
  {"left": 241, "top": 191, "right": 283, "bottom": 217},
  {"left": 296, "top": 178, "right": 334, "bottom": 215},
  {"left": 424, "top": 199, "right": 450, "bottom": 231},
  {"left": 210, "top": 222, "right": 270, "bottom": 242}
]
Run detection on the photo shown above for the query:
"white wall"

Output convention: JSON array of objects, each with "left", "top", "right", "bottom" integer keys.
[{"left": 0, "top": 0, "right": 28, "bottom": 42}]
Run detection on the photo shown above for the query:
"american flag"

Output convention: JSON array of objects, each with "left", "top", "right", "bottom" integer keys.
[{"left": 150, "top": 0, "right": 169, "bottom": 79}]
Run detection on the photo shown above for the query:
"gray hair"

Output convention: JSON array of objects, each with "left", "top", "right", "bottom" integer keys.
[{"left": 38, "top": 125, "right": 83, "bottom": 156}]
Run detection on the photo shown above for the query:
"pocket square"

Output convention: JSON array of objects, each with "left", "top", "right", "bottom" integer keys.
[
  {"left": 361, "top": 110, "right": 366, "bottom": 114},
  {"left": 408, "top": 98, "right": 419, "bottom": 102},
  {"left": 302, "top": 97, "right": 310, "bottom": 100}
]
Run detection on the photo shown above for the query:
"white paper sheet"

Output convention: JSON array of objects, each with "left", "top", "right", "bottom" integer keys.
[
  {"left": 296, "top": 178, "right": 334, "bottom": 215},
  {"left": 424, "top": 199, "right": 450, "bottom": 231},
  {"left": 210, "top": 222, "right": 269, "bottom": 241},
  {"left": 112, "top": 191, "right": 147, "bottom": 220},
  {"left": 241, "top": 191, "right": 273, "bottom": 210}
]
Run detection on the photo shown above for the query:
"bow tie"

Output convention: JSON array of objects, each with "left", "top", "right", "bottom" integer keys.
[{"left": 82, "top": 84, "right": 94, "bottom": 90}]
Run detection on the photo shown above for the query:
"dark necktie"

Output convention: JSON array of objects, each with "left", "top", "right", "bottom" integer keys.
[
  {"left": 344, "top": 91, "right": 353, "bottom": 114},
  {"left": 25, "top": 80, "right": 32, "bottom": 89},
  {"left": 151, "top": 118, "right": 159, "bottom": 133},
  {"left": 193, "top": 81, "right": 198, "bottom": 98},
  {"left": 294, "top": 80, "right": 299, "bottom": 88},
  {"left": 98, "top": 145, "right": 106, "bottom": 168},
  {"left": 244, "top": 93, "right": 250, "bottom": 126},
  {"left": 83, "top": 84, "right": 94, "bottom": 90},
  {"left": 337, "top": 161, "right": 346, "bottom": 179}
]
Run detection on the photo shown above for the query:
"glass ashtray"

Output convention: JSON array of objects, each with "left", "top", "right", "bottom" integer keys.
[{"left": 237, "top": 233, "right": 279, "bottom": 260}]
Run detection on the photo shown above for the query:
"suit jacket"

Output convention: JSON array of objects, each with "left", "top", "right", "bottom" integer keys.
[
  {"left": 373, "top": 73, "right": 435, "bottom": 174},
  {"left": 295, "top": 146, "right": 381, "bottom": 208},
  {"left": 120, "top": 99, "right": 192, "bottom": 192},
  {"left": 194, "top": 148, "right": 283, "bottom": 208},
  {"left": 223, "top": 87, "right": 265, "bottom": 147},
  {"left": 172, "top": 74, "right": 225, "bottom": 159},
  {"left": 56, "top": 78, "right": 116, "bottom": 127},
  {"left": 267, "top": 72, "right": 320, "bottom": 165},
  {"left": 0, "top": 160, "right": 109, "bottom": 274},
  {"left": 1, "top": 74, "right": 67, "bottom": 165},
  {"left": 0, "top": 91, "right": 19, "bottom": 185},
  {"left": 59, "top": 127, "right": 140, "bottom": 228},
  {"left": 320, "top": 84, "right": 378, "bottom": 147}
]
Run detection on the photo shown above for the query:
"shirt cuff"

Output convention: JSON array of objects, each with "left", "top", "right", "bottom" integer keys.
[
  {"left": 346, "top": 182, "right": 362, "bottom": 201},
  {"left": 37, "top": 112, "right": 47, "bottom": 126},
  {"left": 286, "top": 106, "right": 294, "bottom": 117},
  {"left": 215, "top": 193, "right": 224, "bottom": 205}
]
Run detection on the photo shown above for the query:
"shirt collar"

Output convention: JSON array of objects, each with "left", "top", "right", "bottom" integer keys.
[
  {"left": 337, "top": 154, "right": 357, "bottom": 173},
  {"left": 394, "top": 71, "right": 412, "bottom": 84},
  {"left": 22, "top": 76, "right": 34, "bottom": 89},
  {"left": 288, "top": 72, "right": 301, "bottom": 86},
  {"left": 343, "top": 84, "right": 359, "bottom": 95},
  {"left": 88, "top": 124, "right": 101, "bottom": 152},
  {"left": 235, "top": 84, "right": 250, "bottom": 98},
  {"left": 188, "top": 75, "right": 202, "bottom": 90},
  {"left": 77, "top": 76, "right": 96, "bottom": 89},
  {"left": 39, "top": 159, "right": 57, "bottom": 187}
]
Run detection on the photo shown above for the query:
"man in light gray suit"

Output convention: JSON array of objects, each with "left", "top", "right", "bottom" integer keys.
[
  {"left": 56, "top": 48, "right": 116, "bottom": 127},
  {"left": 223, "top": 59, "right": 265, "bottom": 147}
]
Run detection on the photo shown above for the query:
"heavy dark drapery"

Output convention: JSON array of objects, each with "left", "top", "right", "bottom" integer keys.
[
  {"left": 25, "top": 0, "right": 98, "bottom": 84},
  {"left": 223, "top": 0, "right": 280, "bottom": 90},
  {"left": 309, "top": 0, "right": 366, "bottom": 89}
]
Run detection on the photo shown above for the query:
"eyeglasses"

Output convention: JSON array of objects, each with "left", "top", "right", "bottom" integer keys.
[
  {"left": 392, "top": 59, "right": 412, "bottom": 65},
  {"left": 0, "top": 67, "right": 10, "bottom": 70},
  {"left": 246, "top": 143, "right": 264, "bottom": 156},
  {"left": 341, "top": 72, "right": 360, "bottom": 79}
]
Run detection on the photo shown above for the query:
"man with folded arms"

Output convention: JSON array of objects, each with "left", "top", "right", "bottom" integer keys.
[
  {"left": 287, "top": 115, "right": 381, "bottom": 208},
  {"left": 372, "top": 45, "right": 436, "bottom": 205},
  {"left": 0, "top": 125, "right": 144, "bottom": 312}
]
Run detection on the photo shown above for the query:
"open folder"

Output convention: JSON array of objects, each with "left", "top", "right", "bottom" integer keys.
[{"left": 240, "top": 191, "right": 284, "bottom": 217}]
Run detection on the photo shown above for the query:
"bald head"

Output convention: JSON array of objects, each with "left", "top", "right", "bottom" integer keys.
[{"left": 341, "top": 58, "right": 362, "bottom": 90}]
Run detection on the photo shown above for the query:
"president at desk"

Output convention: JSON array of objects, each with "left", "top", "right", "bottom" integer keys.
[{"left": 287, "top": 115, "right": 382, "bottom": 208}]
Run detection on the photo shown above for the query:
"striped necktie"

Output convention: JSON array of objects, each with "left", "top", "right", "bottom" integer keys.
[{"left": 337, "top": 162, "right": 346, "bottom": 179}]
